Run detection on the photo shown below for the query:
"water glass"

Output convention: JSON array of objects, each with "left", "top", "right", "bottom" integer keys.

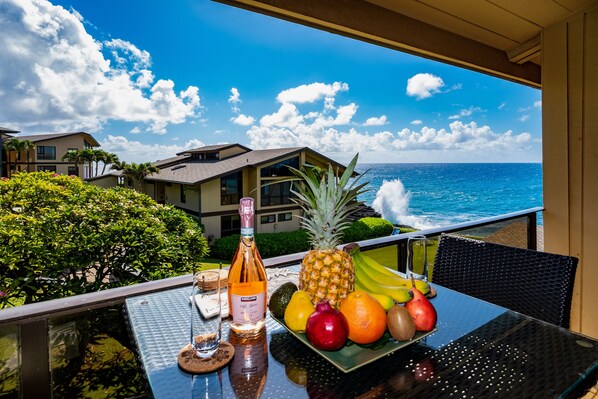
[
  {"left": 406, "top": 235, "right": 429, "bottom": 282},
  {"left": 190, "top": 270, "right": 222, "bottom": 358}
]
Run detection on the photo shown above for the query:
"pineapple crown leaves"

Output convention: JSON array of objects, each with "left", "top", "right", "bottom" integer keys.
[{"left": 288, "top": 153, "right": 369, "bottom": 249}]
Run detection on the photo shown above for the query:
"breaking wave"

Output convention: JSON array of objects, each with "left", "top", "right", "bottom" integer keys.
[{"left": 371, "top": 179, "right": 436, "bottom": 230}]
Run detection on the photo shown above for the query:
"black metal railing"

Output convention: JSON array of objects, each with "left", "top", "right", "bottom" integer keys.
[{"left": 0, "top": 207, "right": 542, "bottom": 399}]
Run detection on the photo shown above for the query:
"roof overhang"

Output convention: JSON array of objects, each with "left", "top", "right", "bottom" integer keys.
[{"left": 214, "top": 0, "right": 542, "bottom": 88}]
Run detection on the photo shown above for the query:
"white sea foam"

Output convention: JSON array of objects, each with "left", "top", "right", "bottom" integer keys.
[{"left": 371, "top": 179, "right": 436, "bottom": 230}]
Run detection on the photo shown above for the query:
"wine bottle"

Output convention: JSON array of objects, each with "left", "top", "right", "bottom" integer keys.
[
  {"left": 228, "top": 197, "right": 268, "bottom": 336},
  {"left": 228, "top": 329, "right": 268, "bottom": 399}
]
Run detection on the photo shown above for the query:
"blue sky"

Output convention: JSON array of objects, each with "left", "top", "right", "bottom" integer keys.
[{"left": 0, "top": 0, "right": 542, "bottom": 164}]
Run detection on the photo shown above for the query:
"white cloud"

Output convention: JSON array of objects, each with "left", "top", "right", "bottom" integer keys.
[
  {"left": 100, "top": 135, "right": 209, "bottom": 164},
  {"left": 519, "top": 114, "right": 530, "bottom": 122},
  {"left": 411, "top": 119, "right": 423, "bottom": 125},
  {"left": 0, "top": 0, "right": 200, "bottom": 134},
  {"left": 498, "top": 102, "right": 507, "bottom": 110},
  {"left": 276, "top": 82, "right": 348, "bottom": 104},
  {"left": 364, "top": 115, "right": 388, "bottom": 126},
  {"left": 406, "top": 73, "right": 444, "bottom": 100},
  {"left": 228, "top": 87, "right": 241, "bottom": 113},
  {"left": 231, "top": 114, "right": 255, "bottom": 126},
  {"left": 246, "top": 83, "right": 532, "bottom": 162},
  {"left": 448, "top": 106, "right": 484, "bottom": 120},
  {"left": 129, "top": 126, "right": 141, "bottom": 134},
  {"left": 534, "top": 100, "right": 542, "bottom": 108}
]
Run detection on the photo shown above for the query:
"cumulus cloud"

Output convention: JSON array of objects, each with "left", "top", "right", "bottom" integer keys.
[
  {"left": 364, "top": 115, "right": 388, "bottom": 126},
  {"left": 276, "top": 82, "right": 348, "bottom": 104},
  {"left": 519, "top": 114, "right": 530, "bottom": 122},
  {"left": 100, "top": 135, "right": 210, "bottom": 164},
  {"left": 406, "top": 73, "right": 444, "bottom": 100},
  {"left": 0, "top": 0, "right": 200, "bottom": 133},
  {"left": 228, "top": 87, "right": 241, "bottom": 113},
  {"left": 411, "top": 119, "right": 423, "bottom": 125},
  {"left": 245, "top": 82, "right": 533, "bottom": 162},
  {"left": 231, "top": 114, "right": 255, "bottom": 126},
  {"left": 534, "top": 100, "right": 542, "bottom": 108},
  {"left": 448, "top": 106, "right": 484, "bottom": 120}
]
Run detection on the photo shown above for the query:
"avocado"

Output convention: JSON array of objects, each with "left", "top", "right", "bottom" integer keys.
[{"left": 268, "top": 282, "right": 298, "bottom": 319}]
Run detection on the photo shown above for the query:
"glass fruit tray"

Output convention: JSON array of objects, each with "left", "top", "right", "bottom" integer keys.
[{"left": 270, "top": 314, "right": 436, "bottom": 373}]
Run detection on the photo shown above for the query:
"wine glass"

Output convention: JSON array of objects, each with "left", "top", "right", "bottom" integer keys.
[
  {"left": 406, "top": 235, "right": 429, "bottom": 282},
  {"left": 190, "top": 270, "right": 222, "bottom": 358}
]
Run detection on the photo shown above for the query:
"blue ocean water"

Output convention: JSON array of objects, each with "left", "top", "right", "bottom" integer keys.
[{"left": 355, "top": 163, "right": 543, "bottom": 228}]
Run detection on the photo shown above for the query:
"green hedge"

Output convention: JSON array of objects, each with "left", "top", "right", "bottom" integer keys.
[{"left": 210, "top": 217, "right": 393, "bottom": 260}]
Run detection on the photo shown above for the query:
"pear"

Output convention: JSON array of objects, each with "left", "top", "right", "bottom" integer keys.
[
  {"left": 404, "top": 277, "right": 437, "bottom": 332},
  {"left": 284, "top": 290, "right": 315, "bottom": 333}
]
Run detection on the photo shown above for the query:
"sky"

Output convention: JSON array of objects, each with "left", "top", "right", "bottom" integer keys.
[{"left": 0, "top": 0, "right": 542, "bottom": 164}]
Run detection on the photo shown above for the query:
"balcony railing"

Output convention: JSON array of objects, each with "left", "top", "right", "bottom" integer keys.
[{"left": 0, "top": 207, "right": 542, "bottom": 399}]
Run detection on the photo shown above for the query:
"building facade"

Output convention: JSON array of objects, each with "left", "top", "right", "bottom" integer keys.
[
  {"left": 89, "top": 144, "right": 349, "bottom": 242},
  {"left": 1, "top": 131, "right": 100, "bottom": 178}
]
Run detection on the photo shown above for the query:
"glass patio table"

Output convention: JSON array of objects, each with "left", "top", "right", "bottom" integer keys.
[{"left": 124, "top": 266, "right": 598, "bottom": 398}]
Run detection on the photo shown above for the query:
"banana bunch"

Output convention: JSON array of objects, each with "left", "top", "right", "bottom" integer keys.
[{"left": 349, "top": 245, "right": 432, "bottom": 305}]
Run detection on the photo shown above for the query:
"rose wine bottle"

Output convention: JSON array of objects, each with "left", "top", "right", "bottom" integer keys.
[{"left": 228, "top": 197, "right": 268, "bottom": 336}]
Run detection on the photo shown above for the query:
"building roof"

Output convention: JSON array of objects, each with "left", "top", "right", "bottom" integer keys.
[
  {"left": 0, "top": 127, "right": 20, "bottom": 134},
  {"left": 16, "top": 132, "right": 100, "bottom": 146},
  {"left": 176, "top": 143, "right": 251, "bottom": 156},
  {"left": 147, "top": 145, "right": 348, "bottom": 185}
]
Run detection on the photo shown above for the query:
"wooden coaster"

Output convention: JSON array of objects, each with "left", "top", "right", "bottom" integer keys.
[{"left": 177, "top": 341, "right": 234, "bottom": 374}]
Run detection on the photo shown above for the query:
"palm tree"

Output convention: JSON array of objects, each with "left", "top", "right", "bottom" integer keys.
[
  {"left": 92, "top": 149, "right": 110, "bottom": 177},
  {"left": 21, "top": 140, "right": 35, "bottom": 172},
  {"left": 101, "top": 152, "right": 119, "bottom": 175},
  {"left": 78, "top": 148, "right": 95, "bottom": 178},
  {"left": 4, "top": 138, "right": 28, "bottom": 175},
  {"left": 62, "top": 149, "right": 84, "bottom": 176},
  {"left": 112, "top": 161, "right": 159, "bottom": 190}
]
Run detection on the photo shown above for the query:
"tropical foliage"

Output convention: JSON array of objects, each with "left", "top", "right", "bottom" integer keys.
[
  {"left": 0, "top": 172, "right": 208, "bottom": 307},
  {"left": 3, "top": 138, "right": 35, "bottom": 173},
  {"left": 111, "top": 161, "right": 159, "bottom": 189},
  {"left": 61, "top": 148, "right": 120, "bottom": 178}
]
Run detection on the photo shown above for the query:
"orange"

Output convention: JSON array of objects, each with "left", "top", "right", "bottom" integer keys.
[{"left": 339, "top": 290, "right": 387, "bottom": 344}]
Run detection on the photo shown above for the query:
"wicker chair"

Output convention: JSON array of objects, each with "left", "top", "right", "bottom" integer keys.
[{"left": 432, "top": 234, "right": 578, "bottom": 328}]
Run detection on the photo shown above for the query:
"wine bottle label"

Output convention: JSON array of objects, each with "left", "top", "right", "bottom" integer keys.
[
  {"left": 230, "top": 290, "right": 265, "bottom": 324},
  {"left": 240, "top": 227, "right": 254, "bottom": 236}
]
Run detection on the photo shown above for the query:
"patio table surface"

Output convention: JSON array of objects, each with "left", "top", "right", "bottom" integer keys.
[{"left": 125, "top": 265, "right": 598, "bottom": 398}]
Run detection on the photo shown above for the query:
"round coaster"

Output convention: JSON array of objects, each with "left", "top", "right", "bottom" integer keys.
[{"left": 177, "top": 341, "right": 234, "bottom": 374}]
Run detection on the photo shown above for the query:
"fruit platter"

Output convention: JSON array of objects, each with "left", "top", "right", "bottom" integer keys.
[
  {"left": 268, "top": 243, "right": 439, "bottom": 373},
  {"left": 270, "top": 313, "right": 436, "bottom": 373}
]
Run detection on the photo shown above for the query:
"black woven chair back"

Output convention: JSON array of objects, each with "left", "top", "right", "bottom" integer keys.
[{"left": 432, "top": 234, "right": 578, "bottom": 328}]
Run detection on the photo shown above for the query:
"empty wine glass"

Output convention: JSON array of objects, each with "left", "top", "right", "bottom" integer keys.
[
  {"left": 190, "top": 270, "right": 222, "bottom": 358},
  {"left": 406, "top": 235, "right": 429, "bottom": 282}
]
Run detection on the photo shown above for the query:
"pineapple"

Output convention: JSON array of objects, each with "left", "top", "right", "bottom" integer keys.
[{"left": 289, "top": 154, "right": 368, "bottom": 307}]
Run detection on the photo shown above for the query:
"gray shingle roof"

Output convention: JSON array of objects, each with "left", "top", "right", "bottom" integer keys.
[
  {"left": 176, "top": 143, "right": 250, "bottom": 155},
  {"left": 148, "top": 147, "right": 305, "bottom": 184}
]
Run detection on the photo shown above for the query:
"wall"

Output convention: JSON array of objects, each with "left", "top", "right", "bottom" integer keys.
[{"left": 543, "top": 4, "right": 598, "bottom": 337}]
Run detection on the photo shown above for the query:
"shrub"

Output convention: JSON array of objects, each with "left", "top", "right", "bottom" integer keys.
[
  {"left": 210, "top": 230, "right": 310, "bottom": 260},
  {"left": 210, "top": 217, "right": 392, "bottom": 260},
  {"left": 0, "top": 172, "right": 208, "bottom": 307},
  {"left": 342, "top": 217, "right": 394, "bottom": 243}
]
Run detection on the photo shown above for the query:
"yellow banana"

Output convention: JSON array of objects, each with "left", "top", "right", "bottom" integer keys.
[
  {"left": 354, "top": 263, "right": 413, "bottom": 303},
  {"left": 354, "top": 251, "right": 431, "bottom": 295},
  {"left": 354, "top": 281, "right": 394, "bottom": 310}
]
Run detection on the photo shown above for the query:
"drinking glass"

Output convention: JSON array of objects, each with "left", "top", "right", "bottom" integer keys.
[
  {"left": 190, "top": 270, "right": 222, "bottom": 358},
  {"left": 406, "top": 235, "right": 429, "bottom": 282}
]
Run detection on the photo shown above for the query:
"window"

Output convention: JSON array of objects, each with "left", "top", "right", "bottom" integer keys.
[
  {"left": 260, "top": 156, "right": 299, "bottom": 178},
  {"left": 221, "top": 172, "right": 242, "bottom": 205},
  {"left": 84, "top": 140, "right": 92, "bottom": 149},
  {"left": 37, "top": 146, "right": 56, "bottom": 160},
  {"left": 191, "top": 152, "right": 219, "bottom": 161},
  {"left": 278, "top": 212, "right": 293, "bottom": 222},
  {"left": 180, "top": 185, "right": 187, "bottom": 204},
  {"left": 261, "top": 181, "right": 293, "bottom": 207},
  {"left": 261, "top": 215, "right": 276, "bottom": 224},
  {"left": 221, "top": 215, "right": 240, "bottom": 237},
  {"left": 68, "top": 166, "right": 78, "bottom": 176},
  {"left": 37, "top": 165, "right": 56, "bottom": 172}
]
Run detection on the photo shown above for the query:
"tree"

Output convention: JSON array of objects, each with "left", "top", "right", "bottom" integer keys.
[
  {"left": 78, "top": 148, "right": 95, "bottom": 178},
  {"left": 101, "top": 152, "right": 119, "bottom": 175},
  {"left": 3, "top": 138, "right": 34, "bottom": 175},
  {"left": 0, "top": 172, "right": 209, "bottom": 307},
  {"left": 61, "top": 149, "right": 84, "bottom": 174},
  {"left": 111, "top": 161, "right": 159, "bottom": 190}
]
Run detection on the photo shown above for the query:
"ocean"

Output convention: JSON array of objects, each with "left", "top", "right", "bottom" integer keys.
[{"left": 355, "top": 163, "right": 543, "bottom": 229}]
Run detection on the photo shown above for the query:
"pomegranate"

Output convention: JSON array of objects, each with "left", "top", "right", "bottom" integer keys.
[{"left": 305, "top": 301, "right": 349, "bottom": 351}]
